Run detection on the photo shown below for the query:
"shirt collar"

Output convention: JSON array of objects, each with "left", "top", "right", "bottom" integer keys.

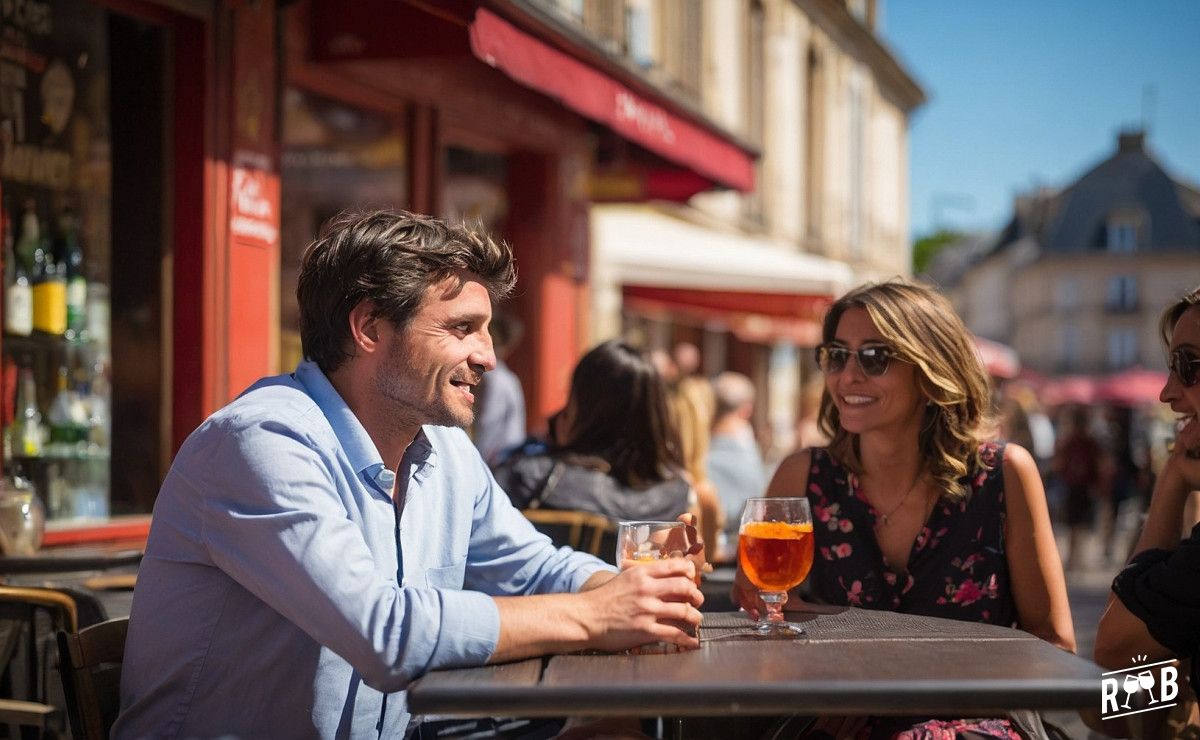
[
  {"left": 295, "top": 359, "right": 385, "bottom": 478},
  {"left": 294, "top": 360, "right": 439, "bottom": 491}
]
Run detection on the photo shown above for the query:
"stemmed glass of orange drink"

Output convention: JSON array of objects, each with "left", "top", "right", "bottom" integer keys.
[{"left": 738, "top": 497, "right": 814, "bottom": 636}]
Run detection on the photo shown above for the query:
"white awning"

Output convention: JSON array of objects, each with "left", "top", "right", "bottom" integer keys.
[{"left": 592, "top": 205, "right": 853, "bottom": 296}]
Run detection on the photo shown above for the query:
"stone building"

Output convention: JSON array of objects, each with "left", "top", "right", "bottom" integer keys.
[{"left": 946, "top": 130, "right": 1200, "bottom": 377}]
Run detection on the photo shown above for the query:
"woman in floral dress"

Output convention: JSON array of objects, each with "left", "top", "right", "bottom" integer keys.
[{"left": 737, "top": 280, "right": 1074, "bottom": 739}]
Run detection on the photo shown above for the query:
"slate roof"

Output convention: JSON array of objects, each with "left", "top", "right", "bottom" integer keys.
[{"left": 995, "top": 131, "right": 1200, "bottom": 256}]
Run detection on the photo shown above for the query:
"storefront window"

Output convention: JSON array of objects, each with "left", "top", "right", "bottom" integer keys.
[
  {"left": 279, "top": 86, "right": 407, "bottom": 371},
  {"left": 2, "top": 0, "right": 113, "bottom": 522}
]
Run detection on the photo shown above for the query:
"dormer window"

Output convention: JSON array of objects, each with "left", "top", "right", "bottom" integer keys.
[{"left": 1105, "top": 209, "right": 1144, "bottom": 253}]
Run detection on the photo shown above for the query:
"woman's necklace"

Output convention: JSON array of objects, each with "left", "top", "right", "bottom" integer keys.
[{"left": 874, "top": 470, "right": 924, "bottom": 527}]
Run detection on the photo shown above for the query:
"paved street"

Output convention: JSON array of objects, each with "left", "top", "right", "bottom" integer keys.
[{"left": 1044, "top": 526, "right": 1128, "bottom": 739}]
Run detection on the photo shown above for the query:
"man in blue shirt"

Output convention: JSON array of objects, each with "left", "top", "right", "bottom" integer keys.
[{"left": 116, "top": 210, "right": 702, "bottom": 739}]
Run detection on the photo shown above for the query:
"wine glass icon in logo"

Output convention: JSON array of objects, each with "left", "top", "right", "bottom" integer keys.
[
  {"left": 1137, "top": 669, "right": 1157, "bottom": 704},
  {"left": 1121, "top": 673, "right": 1140, "bottom": 710}
]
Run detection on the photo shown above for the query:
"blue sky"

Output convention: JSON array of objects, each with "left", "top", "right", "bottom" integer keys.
[{"left": 882, "top": 1, "right": 1200, "bottom": 239}]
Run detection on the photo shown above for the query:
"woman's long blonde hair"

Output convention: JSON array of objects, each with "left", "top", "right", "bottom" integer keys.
[{"left": 818, "top": 279, "right": 995, "bottom": 500}]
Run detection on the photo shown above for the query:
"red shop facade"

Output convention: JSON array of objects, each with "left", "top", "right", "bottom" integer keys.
[{"left": 0, "top": 0, "right": 755, "bottom": 543}]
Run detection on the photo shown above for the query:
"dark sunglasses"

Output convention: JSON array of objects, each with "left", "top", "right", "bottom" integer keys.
[
  {"left": 1169, "top": 348, "right": 1200, "bottom": 388},
  {"left": 816, "top": 344, "right": 898, "bottom": 377}
]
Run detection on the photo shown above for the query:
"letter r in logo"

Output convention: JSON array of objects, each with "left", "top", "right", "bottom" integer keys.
[{"left": 1102, "top": 678, "right": 1120, "bottom": 714}]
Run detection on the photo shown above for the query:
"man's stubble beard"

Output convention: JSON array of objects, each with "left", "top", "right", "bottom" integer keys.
[{"left": 376, "top": 352, "right": 474, "bottom": 431}]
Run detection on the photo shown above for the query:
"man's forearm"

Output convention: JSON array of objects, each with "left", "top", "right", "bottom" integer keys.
[
  {"left": 488, "top": 592, "right": 595, "bottom": 664},
  {"left": 486, "top": 559, "right": 702, "bottom": 664},
  {"left": 580, "top": 570, "right": 616, "bottom": 591}
]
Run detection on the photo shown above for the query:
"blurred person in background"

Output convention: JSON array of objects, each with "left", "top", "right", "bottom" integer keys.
[
  {"left": 649, "top": 347, "right": 678, "bottom": 384},
  {"left": 998, "top": 386, "right": 1059, "bottom": 514},
  {"left": 1099, "top": 405, "right": 1144, "bottom": 565},
  {"left": 672, "top": 341, "right": 701, "bottom": 379},
  {"left": 793, "top": 376, "right": 830, "bottom": 451},
  {"left": 672, "top": 376, "right": 725, "bottom": 560},
  {"left": 472, "top": 311, "right": 525, "bottom": 466},
  {"left": 1053, "top": 405, "right": 1103, "bottom": 571},
  {"left": 1096, "top": 285, "right": 1200, "bottom": 716},
  {"left": 494, "top": 340, "right": 695, "bottom": 558},
  {"left": 739, "top": 279, "right": 1073, "bottom": 739},
  {"left": 707, "top": 371, "right": 767, "bottom": 539}
]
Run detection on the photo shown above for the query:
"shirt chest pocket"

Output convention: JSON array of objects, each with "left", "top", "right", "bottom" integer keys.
[{"left": 418, "top": 558, "right": 466, "bottom": 589}]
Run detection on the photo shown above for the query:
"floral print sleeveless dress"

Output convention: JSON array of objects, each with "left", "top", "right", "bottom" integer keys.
[
  {"left": 805, "top": 443, "right": 1026, "bottom": 740},
  {"left": 805, "top": 442, "right": 1016, "bottom": 627}
]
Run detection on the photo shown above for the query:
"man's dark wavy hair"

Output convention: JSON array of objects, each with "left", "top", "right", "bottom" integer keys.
[{"left": 297, "top": 210, "right": 516, "bottom": 374}]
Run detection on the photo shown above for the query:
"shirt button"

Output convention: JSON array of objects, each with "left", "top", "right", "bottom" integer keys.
[{"left": 376, "top": 469, "right": 396, "bottom": 489}]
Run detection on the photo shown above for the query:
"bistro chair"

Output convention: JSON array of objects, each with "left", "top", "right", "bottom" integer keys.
[
  {"left": 521, "top": 509, "right": 617, "bottom": 563},
  {"left": 56, "top": 617, "right": 128, "bottom": 740},
  {"left": 0, "top": 586, "right": 80, "bottom": 738}
]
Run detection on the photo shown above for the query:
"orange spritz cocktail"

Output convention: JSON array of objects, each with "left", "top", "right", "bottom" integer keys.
[{"left": 738, "top": 520, "right": 814, "bottom": 593}]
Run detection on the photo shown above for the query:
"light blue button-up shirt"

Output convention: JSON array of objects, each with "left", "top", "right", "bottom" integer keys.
[{"left": 115, "top": 361, "right": 610, "bottom": 739}]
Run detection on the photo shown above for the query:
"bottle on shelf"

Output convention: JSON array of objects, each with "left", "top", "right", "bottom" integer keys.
[
  {"left": 59, "top": 209, "right": 88, "bottom": 341},
  {"left": 13, "top": 201, "right": 39, "bottom": 277},
  {"left": 10, "top": 363, "right": 46, "bottom": 457},
  {"left": 31, "top": 225, "right": 66, "bottom": 336},
  {"left": 82, "top": 357, "right": 110, "bottom": 453},
  {"left": 4, "top": 206, "right": 32, "bottom": 336},
  {"left": 47, "top": 363, "right": 90, "bottom": 454}
]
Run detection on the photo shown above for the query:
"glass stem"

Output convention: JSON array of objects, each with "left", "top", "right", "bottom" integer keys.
[{"left": 760, "top": 591, "right": 788, "bottom": 624}]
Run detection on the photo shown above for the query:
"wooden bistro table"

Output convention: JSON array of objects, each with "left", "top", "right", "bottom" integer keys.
[{"left": 409, "top": 607, "right": 1103, "bottom": 719}]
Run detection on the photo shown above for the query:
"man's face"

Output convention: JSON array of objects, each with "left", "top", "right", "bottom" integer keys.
[{"left": 375, "top": 273, "right": 496, "bottom": 430}]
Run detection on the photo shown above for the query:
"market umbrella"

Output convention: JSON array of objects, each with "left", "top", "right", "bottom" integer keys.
[
  {"left": 972, "top": 336, "right": 1021, "bottom": 379},
  {"left": 1095, "top": 368, "right": 1168, "bottom": 407},
  {"left": 1038, "top": 375, "right": 1099, "bottom": 407}
]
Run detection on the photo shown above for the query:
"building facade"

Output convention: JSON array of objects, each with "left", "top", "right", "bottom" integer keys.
[
  {"left": 557, "top": 0, "right": 924, "bottom": 455},
  {"left": 946, "top": 131, "right": 1200, "bottom": 378}
]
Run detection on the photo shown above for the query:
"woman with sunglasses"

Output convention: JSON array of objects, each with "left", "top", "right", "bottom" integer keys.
[
  {"left": 1095, "top": 285, "right": 1200, "bottom": 705},
  {"left": 735, "top": 279, "right": 1073, "bottom": 739}
]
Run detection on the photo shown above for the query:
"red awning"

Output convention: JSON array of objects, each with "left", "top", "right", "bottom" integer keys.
[
  {"left": 468, "top": 8, "right": 755, "bottom": 193},
  {"left": 622, "top": 285, "right": 831, "bottom": 346}
]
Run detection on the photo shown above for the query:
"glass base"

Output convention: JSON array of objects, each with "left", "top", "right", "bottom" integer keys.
[{"left": 753, "top": 620, "right": 806, "bottom": 637}]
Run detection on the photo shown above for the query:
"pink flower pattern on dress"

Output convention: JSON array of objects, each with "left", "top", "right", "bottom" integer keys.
[{"left": 804, "top": 443, "right": 1016, "bottom": 629}]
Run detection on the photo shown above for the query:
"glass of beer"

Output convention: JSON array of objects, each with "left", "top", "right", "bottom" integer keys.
[
  {"left": 616, "top": 520, "right": 691, "bottom": 654},
  {"left": 738, "top": 497, "right": 814, "bottom": 636},
  {"left": 615, "top": 520, "right": 688, "bottom": 569}
]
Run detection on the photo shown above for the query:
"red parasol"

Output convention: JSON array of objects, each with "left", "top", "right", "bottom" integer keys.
[
  {"left": 972, "top": 336, "right": 1021, "bottom": 379},
  {"left": 1095, "top": 368, "right": 1168, "bottom": 407},
  {"left": 1038, "top": 375, "right": 1099, "bottom": 407}
]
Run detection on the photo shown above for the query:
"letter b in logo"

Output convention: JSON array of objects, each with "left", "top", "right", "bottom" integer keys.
[{"left": 1160, "top": 666, "right": 1178, "bottom": 703}]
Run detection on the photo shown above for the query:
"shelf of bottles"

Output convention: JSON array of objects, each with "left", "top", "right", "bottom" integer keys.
[{"left": 4, "top": 201, "right": 111, "bottom": 521}]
